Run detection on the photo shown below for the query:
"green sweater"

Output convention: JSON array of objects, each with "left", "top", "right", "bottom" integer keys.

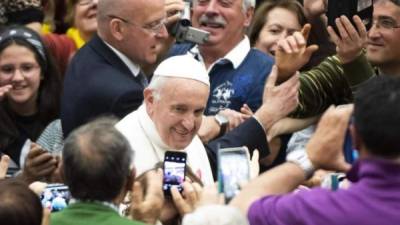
[
  {"left": 292, "top": 53, "right": 375, "bottom": 118},
  {"left": 51, "top": 202, "right": 147, "bottom": 225}
]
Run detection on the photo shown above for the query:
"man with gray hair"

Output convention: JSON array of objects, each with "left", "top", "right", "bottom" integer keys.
[
  {"left": 51, "top": 117, "right": 164, "bottom": 225},
  {"left": 61, "top": 0, "right": 169, "bottom": 137},
  {"left": 116, "top": 54, "right": 299, "bottom": 184},
  {"left": 168, "top": 0, "right": 275, "bottom": 142}
]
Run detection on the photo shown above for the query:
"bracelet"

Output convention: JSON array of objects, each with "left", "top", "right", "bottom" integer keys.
[{"left": 286, "top": 150, "right": 316, "bottom": 179}]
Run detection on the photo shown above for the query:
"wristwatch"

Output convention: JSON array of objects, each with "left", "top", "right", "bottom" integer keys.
[
  {"left": 214, "top": 112, "right": 229, "bottom": 138},
  {"left": 286, "top": 150, "right": 316, "bottom": 179}
]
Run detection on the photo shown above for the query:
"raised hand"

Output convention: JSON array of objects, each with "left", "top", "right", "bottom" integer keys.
[
  {"left": 275, "top": 24, "right": 319, "bottom": 83},
  {"left": 327, "top": 15, "right": 368, "bottom": 64},
  {"left": 21, "top": 143, "right": 58, "bottom": 183},
  {"left": 171, "top": 181, "right": 203, "bottom": 216},
  {"left": 196, "top": 183, "right": 224, "bottom": 207},
  {"left": 219, "top": 108, "right": 251, "bottom": 131},
  {"left": 255, "top": 66, "right": 300, "bottom": 130},
  {"left": 130, "top": 169, "right": 164, "bottom": 225},
  {"left": 165, "top": 0, "right": 185, "bottom": 26},
  {"left": 307, "top": 105, "right": 353, "bottom": 172}
]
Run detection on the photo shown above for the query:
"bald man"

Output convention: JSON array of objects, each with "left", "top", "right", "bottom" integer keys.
[{"left": 61, "top": 0, "right": 169, "bottom": 137}]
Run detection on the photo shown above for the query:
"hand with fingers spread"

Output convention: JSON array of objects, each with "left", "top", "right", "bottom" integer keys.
[
  {"left": 130, "top": 169, "right": 164, "bottom": 225},
  {"left": 275, "top": 24, "right": 319, "bottom": 83},
  {"left": 255, "top": 66, "right": 300, "bottom": 131},
  {"left": 0, "top": 154, "right": 10, "bottom": 179},
  {"left": 327, "top": 15, "right": 368, "bottom": 64},
  {"left": 171, "top": 181, "right": 203, "bottom": 216},
  {"left": 0, "top": 84, "right": 12, "bottom": 101},
  {"left": 306, "top": 105, "right": 353, "bottom": 172},
  {"left": 21, "top": 143, "right": 58, "bottom": 183}
]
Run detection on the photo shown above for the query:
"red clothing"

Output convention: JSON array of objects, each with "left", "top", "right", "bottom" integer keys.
[{"left": 43, "top": 33, "right": 76, "bottom": 77}]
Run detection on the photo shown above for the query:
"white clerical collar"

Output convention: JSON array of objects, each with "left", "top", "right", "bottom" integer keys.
[
  {"left": 189, "top": 35, "right": 251, "bottom": 71},
  {"left": 138, "top": 104, "right": 182, "bottom": 151},
  {"left": 103, "top": 41, "right": 141, "bottom": 77}
]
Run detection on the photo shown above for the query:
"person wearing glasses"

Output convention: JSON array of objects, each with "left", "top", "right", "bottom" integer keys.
[
  {"left": 273, "top": 0, "right": 400, "bottom": 118},
  {"left": 0, "top": 26, "right": 62, "bottom": 182},
  {"left": 60, "top": 0, "right": 172, "bottom": 137},
  {"left": 367, "top": 0, "right": 400, "bottom": 77}
]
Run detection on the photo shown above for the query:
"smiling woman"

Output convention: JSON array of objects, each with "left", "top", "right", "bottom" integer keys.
[
  {"left": 65, "top": 0, "right": 98, "bottom": 48},
  {"left": 248, "top": 0, "right": 307, "bottom": 57},
  {"left": 0, "top": 26, "right": 61, "bottom": 170}
]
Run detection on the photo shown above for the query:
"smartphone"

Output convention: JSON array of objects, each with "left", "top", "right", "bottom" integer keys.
[
  {"left": 218, "top": 147, "right": 250, "bottom": 203},
  {"left": 40, "top": 184, "right": 71, "bottom": 212},
  {"left": 327, "top": 0, "right": 373, "bottom": 32},
  {"left": 163, "top": 151, "right": 187, "bottom": 197}
]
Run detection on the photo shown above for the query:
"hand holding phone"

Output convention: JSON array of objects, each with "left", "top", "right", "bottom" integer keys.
[
  {"left": 40, "top": 183, "right": 70, "bottom": 212},
  {"left": 22, "top": 143, "right": 58, "bottom": 182},
  {"left": 327, "top": 0, "right": 373, "bottom": 33},
  {"left": 163, "top": 151, "right": 187, "bottom": 197}
]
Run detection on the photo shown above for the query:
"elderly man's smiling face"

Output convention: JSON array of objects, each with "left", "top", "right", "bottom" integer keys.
[{"left": 145, "top": 77, "right": 209, "bottom": 149}]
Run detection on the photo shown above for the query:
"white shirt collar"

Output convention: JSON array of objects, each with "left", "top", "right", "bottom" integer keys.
[
  {"left": 103, "top": 41, "right": 141, "bottom": 77},
  {"left": 189, "top": 35, "right": 251, "bottom": 71}
]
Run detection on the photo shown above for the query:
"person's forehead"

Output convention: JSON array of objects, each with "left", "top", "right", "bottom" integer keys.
[
  {"left": 194, "top": 0, "right": 243, "bottom": 7},
  {"left": 126, "top": 0, "right": 165, "bottom": 21},
  {"left": 374, "top": 1, "right": 400, "bottom": 19},
  {"left": 265, "top": 7, "right": 301, "bottom": 28},
  {"left": 161, "top": 79, "right": 208, "bottom": 101}
]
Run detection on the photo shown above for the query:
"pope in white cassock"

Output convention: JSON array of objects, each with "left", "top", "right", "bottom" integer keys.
[{"left": 116, "top": 55, "right": 214, "bottom": 185}]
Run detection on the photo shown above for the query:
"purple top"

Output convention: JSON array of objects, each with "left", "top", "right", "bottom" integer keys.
[{"left": 248, "top": 159, "right": 400, "bottom": 225}]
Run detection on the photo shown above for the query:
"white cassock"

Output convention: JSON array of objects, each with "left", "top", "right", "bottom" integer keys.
[{"left": 115, "top": 105, "right": 214, "bottom": 185}]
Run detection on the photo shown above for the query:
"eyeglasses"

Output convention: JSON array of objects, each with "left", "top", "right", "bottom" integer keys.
[
  {"left": 371, "top": 17, "right": 400, "bottom": 31},
  {"left": 108, "top": 15, "right": 167, "bottom": 35},
  {"left": 77, "top": 0, "right": 96, "bottom": 6},
  {"left": 0, "top": 64, "right": 40, "bottom": 79}
]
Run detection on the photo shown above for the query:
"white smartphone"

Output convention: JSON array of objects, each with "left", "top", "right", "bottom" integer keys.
[{"left": 218, "top": 147, "right": 250, "bottom": 202}]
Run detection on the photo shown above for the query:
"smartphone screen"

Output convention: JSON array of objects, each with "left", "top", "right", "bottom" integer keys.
[
  {"left": 40, "top": 184, "right": 71, "bottom": 212},
  {"left": 218, "top": 147, "right": 250, "bottom": 202},
  {"left": 163, "top": 151, "right": 187, "bottom": 196}
]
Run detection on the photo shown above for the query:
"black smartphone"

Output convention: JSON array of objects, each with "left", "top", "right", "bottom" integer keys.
[
  {"left": 163, "top": 151, "right": 187, "bottom": 197},
  {"left": 327, "top": 0, "right": 373, "bottom": 32},
  {"left": 40, "top": 183, "right": 71, "bottom": 212},
  {"left": 218, "top": 147, "right": 250, "bottom": 203}
]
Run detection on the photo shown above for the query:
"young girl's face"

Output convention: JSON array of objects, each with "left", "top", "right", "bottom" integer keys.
[{"left": 0, "top": 43, "right": 42, "bottom": 111}]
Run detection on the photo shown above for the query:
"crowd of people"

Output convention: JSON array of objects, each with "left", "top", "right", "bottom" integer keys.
[{"left": 0, "top": 0, "right": 400, "bottom": 225}]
